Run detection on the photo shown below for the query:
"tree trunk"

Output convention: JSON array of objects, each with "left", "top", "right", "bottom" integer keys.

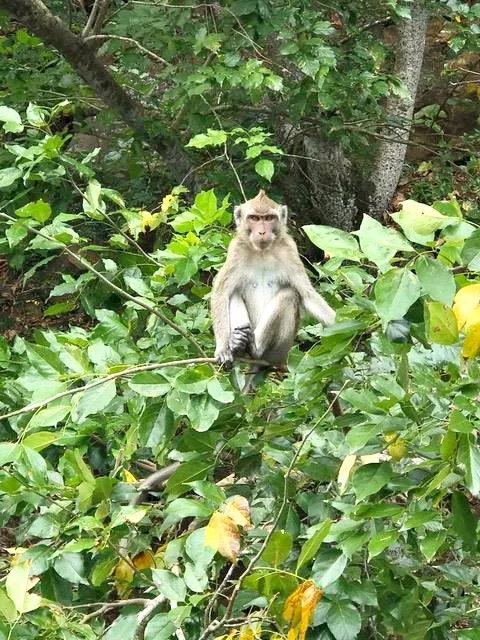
[
  {"left": 0, "top": 0, "right": 164, "bottom": 153},
  {"left": 368, "top": 1, "right": 429, "bottom": 219}
]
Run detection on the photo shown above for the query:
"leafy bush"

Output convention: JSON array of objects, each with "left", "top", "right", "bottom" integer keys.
[{"left": 1, "top": 105, "right": 480, "bottom": 640}]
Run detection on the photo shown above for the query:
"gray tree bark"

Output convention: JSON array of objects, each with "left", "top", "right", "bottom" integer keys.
[{"left": 368, "top": 1, "right": 429, "bottom": 219}]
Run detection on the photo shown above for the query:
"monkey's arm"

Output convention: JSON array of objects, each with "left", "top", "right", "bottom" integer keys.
[{"left": 288, "top": 241, "right": 336, "bottom": 326}]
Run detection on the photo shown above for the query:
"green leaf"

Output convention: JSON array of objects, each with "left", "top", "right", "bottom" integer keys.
[
  {"left": 6, "top": 219, "right": 29, "bottom": 247},
  {"left": 206, "top": 377, "right": 235, "bottom": 403},
  {"left": 151, "top": 569, "right": 187, "bottom": 602},
  {"left": 186, "top": 129, "right": 227, "bottom": 149},
  {"left": 44, "top": 301, "right": 76, "bottom": 316},
  {"left": 255, "top": 158, "right": 274, "bottom": 181},
  {"left": 355, "top": 214, "right": 414, "bottom": 271},
  {"left": 462, "top": 439, "right": 480, "bottom": 497},
  {"left": 165, "top": 460, "right": 212, "bottom": 497},
  {"left": 368, "top": 530, "right": 399, "bottom": 559},
  {"left": 448, "top": 410, "right": 474, "bottom": 434},
  {"left": 22, "top": 431, "right": 59, "bottom": 451},
  {"left": 0, "top": 587, "right": 17, "bottom": 623},
  {"left": 313, "top": 550, "right": 348, "bottom": 588},
  {"left": 94, "top": 309, "right": 129, "bottom": 340},
  {"left": 326, "top": 601, "right": 361, "bottom": 640},
  {"left": 419, "top": 531, "right": 447, "bottom": 562},
  {"left": 261, "top": 530, "right": 292, "bottom": 566},
  {"left": 425, "top": 301, "right": 459, "bottom": 345},
  {"left": 129, "top": 372, "right": 171, "bottom": 397},
  {"left": 0, "top": 443, "right": 21, "bottom": 466},
  {"left": 374, "top": 268, "right": 421, "bottom": 324},
  {"left": 452, "top": 491, "right": 477, "bottom": 550},
  {"left": 186, "top": 395, "right": 220, "bottom": 432},
  {"left": 0, "top": 167, "right": 22, "bottom": 188},
  {"left": 163, "top": 499, "right": 212, "bottom": 529},
  {"left": 461, "top": 229, "right": 480, "bottom": 271},
  {"left": 416, "top": 256, "right": 455, "bottom": 305},
  {"left": 54, "top": 553, "right": 88, "bottom": 585},
  {"left": 145, "top": 613, "right": 176, "bottom": 640},
  {"left": 15, "top": 198, "right": 52, "bottom": 222},
  {"left": 26, "top": 103, "right": 46, "bottom": 126},
  {"left": 303, "top": 225, "right": 362, "bottom": 261},
  {"left": 0, "top": 106, "right": 23, "bottom": 133},
  {"left": 352, "top": 463, "right": 393, "bottom": 501},
  {"left": 391, "top": 199, "right": 457, "bottom": 244},
  {"left": 183, "top": 562, "right": 208, "bottom": 593},
  {"left": 296, "top": 519, "right": 332, "bottom": 571},
  {"left": 71, "top": 379, "right": 117, "bottom": 423}
]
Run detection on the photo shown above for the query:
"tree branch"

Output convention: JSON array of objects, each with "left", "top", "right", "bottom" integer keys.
[
  {"left": 0, "top": 356, "right": 269, "bottom": 422},
  {"left": 0, "top": 0, "right": 168, "bottom": 152},
  {"left": 83, "top": 34, "right": 168, "bottom": 65}
]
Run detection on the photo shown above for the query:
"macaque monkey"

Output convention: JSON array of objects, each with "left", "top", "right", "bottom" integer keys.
[{"left": 211, "top": 190, "right": 336, "bottom": 371}]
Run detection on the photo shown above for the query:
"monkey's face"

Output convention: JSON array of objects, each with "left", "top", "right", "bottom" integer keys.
[{"left": 245, "top": 212, "right": 279, "bottom": 250}]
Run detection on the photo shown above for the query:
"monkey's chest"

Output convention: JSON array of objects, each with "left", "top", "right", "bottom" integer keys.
[{"left": 243, "top": 268, "right": 283, "bottom": 326}]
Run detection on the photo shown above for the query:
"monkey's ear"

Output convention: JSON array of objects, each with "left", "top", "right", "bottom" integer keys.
[
  {"left": 233, "top": 205, "right": 242, "bottom": 226},
  {"left": 279, "top": 205, "right": 288, "bottom": 224}
]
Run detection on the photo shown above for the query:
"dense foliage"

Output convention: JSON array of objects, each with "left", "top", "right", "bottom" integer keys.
[{"left": 1, "top": 102, "right": 480, "bottom": 640}]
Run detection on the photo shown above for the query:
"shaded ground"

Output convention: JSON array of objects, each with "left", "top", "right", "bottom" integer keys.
[{"left": 1, "top": 258, "right": 92, "bottom": 340}]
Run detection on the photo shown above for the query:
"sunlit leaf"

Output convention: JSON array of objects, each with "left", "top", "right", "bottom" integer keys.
[
  {"left": 205, "top": 511, "right": 240, "bottom": 562},
  {"left": 283, "top": 580, "right": 323, "bottom": 640}
]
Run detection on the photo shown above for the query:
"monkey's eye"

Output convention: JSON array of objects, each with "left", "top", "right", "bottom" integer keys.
[
  {"left": 249, "top": 215, "right": 260, "bottom": 222},
  {"left": 265, "top": 214, "right": 276, "bottom": 221}
]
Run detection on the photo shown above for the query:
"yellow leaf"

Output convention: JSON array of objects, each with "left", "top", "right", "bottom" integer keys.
[
  {"left": 139, "top": 210, "right": 159, "bottom": 232},
  {"left": 114, "top": 558, "right": 135, "bottom": 592},
  {"left": 5, "top": 561, "right": 43, "bottom": 614},
  {"left": 223, "top": 495, "right": 252, "bottom": 529},
  {"left": 161, "top": 193, "right": 176, "bottom": 213},
  {"left": 283, "top": 580, "right": 323, "bottom": 640},
  {"left": 133, "top": 550, "right": 155, "bottom": 569},
  {"left": 453, "top": 284, "right": 480, "bottom": 330},
  {"left": 462, "top": 321, "right": 480, "bottom": 358},
  {"left": 337, "top": 455, "right": 356, "bottom": 494},
  {"left": 205, "top": 511, "right": 240, "bottom": 563},
  {"left": 123, "top": 469, "right": 137, "bottom": 483}
]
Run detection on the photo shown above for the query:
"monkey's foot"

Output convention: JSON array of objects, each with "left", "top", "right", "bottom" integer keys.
[
  {"left": 215, "top": 346, "right": 234, "bottom": 368},
  {"left": 230, "top": 325, "right": 255, "bottom": 357}
]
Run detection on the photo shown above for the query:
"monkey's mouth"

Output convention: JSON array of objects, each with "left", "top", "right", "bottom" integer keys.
[{"left": 252, "top": 235, "right": 275, "bottom": 250}]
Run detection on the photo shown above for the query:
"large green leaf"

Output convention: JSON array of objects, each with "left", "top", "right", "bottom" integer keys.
[
  {"left": 416, "top": 256, "right": 455, "bottom": 305},
  {"left": 303, "top": 225, "right": 362, "bottom": 261},
  {"left": 374, "top": 268, "right": 421, "bottom": 324},
  {"left": 355, "top": 214, "right": 414, "bottom": 271},
  {"left": 326, "top": 601, "right": 361, "bottom": 640}
]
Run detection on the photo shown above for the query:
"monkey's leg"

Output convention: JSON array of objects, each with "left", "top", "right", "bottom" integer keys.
[
  {"left": 229, "top": 294, "right": 255, "bottom": 357},
  {"left": 254, "top": 289, "right": 299, "bottom": 364}
]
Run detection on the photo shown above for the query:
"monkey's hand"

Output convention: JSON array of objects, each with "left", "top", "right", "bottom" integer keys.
[
  {"left": 215, "top": 344, "right": 234, "bottom": 368},
  {"left": 230, "top": 325, "right": 255, "bottom": 358}
]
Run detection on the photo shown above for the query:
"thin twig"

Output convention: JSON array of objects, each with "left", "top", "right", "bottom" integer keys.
[
  {"left": 0, "top": 212, "right": 206, "bottom": 356},
  {"left": 200, "top": 96, "right": 246, "bottom": 200},
  {"left": 81, "top": 598, "right": 150, "bottom": 623},
  {"left": 0, "top": 356, "right": 269, "bottom": 422},
  {"left": 83, "top": 34, "right": 168, "bottom": 65},
  {"left": 198, "top": 384, "right": 347, "bottom": 639}
]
